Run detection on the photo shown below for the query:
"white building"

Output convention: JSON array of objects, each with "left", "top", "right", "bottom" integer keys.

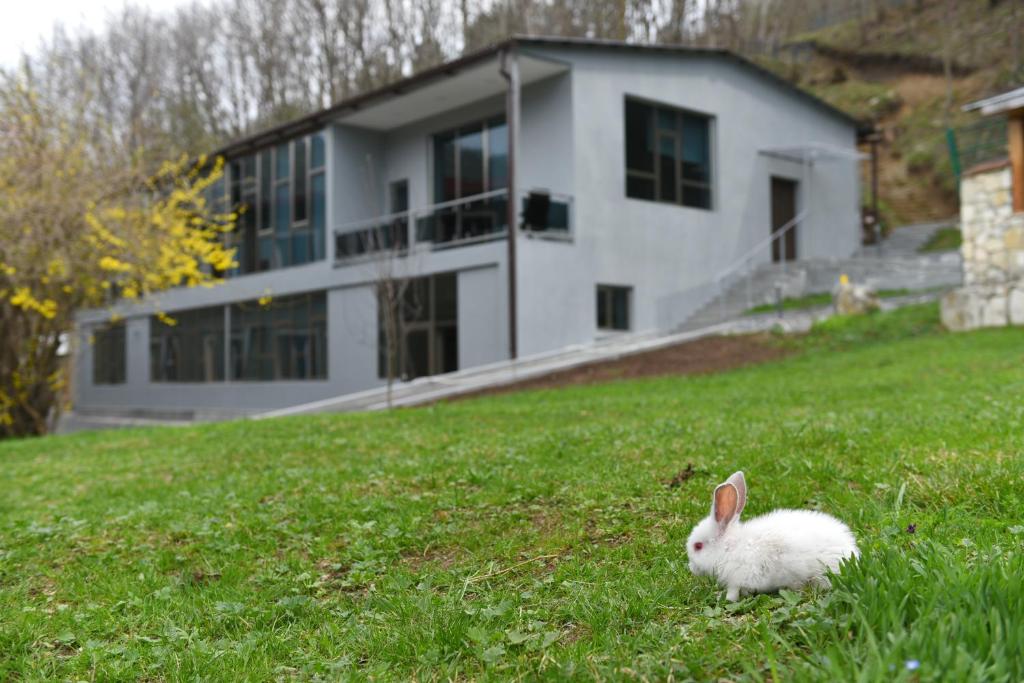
[{"left": 75, "top": 37, "right": 863, "bottom": 419}]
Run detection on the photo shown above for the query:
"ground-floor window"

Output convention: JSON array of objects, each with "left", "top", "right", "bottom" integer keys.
[
  {"left": 596, "top": 284, "right": 631, "bottom": 331},
  {"left": 92, "top": 322, "right": 126, "bottom": 384},
  {"left": 230, "top": 291, "right": 327, "bottom": 381},
  {"left": 150, "top": 306, "right": 226, "bottom": 382},
  {"left": 378, "top": 272, "right": 458, "bottom": 381}
]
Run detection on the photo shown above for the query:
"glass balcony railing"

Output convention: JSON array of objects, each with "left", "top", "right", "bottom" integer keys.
[
  {"left": 415, "top": 189, "right": 509, "bottom": 247},
  {"left": 333, "top": 189, "right": 572, "bottom": 264},
  {"left": 334, "top": 213, "right": 410, "bottom": 261}
]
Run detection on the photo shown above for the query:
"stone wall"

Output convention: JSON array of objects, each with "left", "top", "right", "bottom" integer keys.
[{"left": 941, "top": 161, "right": 1024, "bottom": 330}]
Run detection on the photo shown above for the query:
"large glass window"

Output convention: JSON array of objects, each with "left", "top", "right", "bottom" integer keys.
[
  {"left": 218, "top": 131, "right": 327, "bottom": 276},
  {"left": 293, "top": 138, "right": 308, "bottom": 224},
  {"left": 230, "top": 292, "right": 327, "bottom": 381},
  {"left": 150, "top": 306, "right": 225, "bottom": 382},
  {"left": 92, "top": 321, "right": 126, "bottom": 385},
  {"left": 378, "top": 273, "right": 457, "bottom": 381},
  {"left": 624, "top": 98, "right": 712, "bottom": 210},
  {"left": 433, "top": 118, "right": 506, "bottom": 203},
  {"left": 422, "top": 118, "right": 508, "bottom": 244}
]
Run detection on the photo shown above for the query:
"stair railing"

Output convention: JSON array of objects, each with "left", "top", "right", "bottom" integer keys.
[{"left": 713, "top": 208, "right": 809, "bottom": 316}]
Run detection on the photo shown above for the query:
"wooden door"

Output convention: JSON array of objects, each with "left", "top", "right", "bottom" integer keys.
[{"left": 771, "top": 177, "right": 798, "bottom": 262}]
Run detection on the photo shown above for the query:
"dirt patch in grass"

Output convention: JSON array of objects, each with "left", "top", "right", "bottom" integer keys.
[
  {"left": 401, "top": 543, "right": 467, "bottom": 571},
  {"left": 665, "top": 464, "right": 697, "bottom": 489},
  {"left": 451, "top": 333, "right": 790, "bottom": 401}
]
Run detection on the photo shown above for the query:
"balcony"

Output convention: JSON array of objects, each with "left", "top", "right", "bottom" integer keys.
[{"left": 334, "top": 189, "right": 573, "bottom": 264}]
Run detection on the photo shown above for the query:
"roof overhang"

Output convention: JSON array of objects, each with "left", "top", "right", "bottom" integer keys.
[
  {"left": 336, "top": 53, "right": 567, "bottom": 130},
  {"left": 963, "top": 86, "right": 1024, "bottom": 116},
  {"left": 211, "top": 36, "right": 861, "bottom": 159},
  {"left": 759, "top": 143, "right": 867, "bottom": 164}
]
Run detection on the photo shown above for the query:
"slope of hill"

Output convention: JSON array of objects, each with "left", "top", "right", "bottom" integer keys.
[
  {"left": 754, "top": 0, "right": 1021, "bottom": 229},
  {"left": 3, "top": 305, "right": 1024, "bottom": 679}
]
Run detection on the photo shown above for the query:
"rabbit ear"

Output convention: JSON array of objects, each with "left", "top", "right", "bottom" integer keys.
[
  {"left": 712, "top": 482, "right": 740, "bottom": 531},
  {"left": 725, "top": 471, "right": 746, "bottom": 518}
]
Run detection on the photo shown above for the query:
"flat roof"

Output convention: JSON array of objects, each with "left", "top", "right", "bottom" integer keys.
[{"left": 211, "top": 36, "right": 864, "bottom": 159}]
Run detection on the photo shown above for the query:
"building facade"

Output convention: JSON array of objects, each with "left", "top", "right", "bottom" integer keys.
[{"left": 73, "top": 37, "right": 862, "bottom": 419}]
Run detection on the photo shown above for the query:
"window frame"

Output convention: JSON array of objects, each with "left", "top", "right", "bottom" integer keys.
[
  {"left": 378, "top": 272, "right": 458, "bottom": 381},
  {"left": 229, "top": 291, "right": 328, "bottom": 382},
  {"left": 149, "top": 305, "right": 227, "bottom": 383},
  {"left": 596, "top": 284, "right": 632, "bottom": 332},
  {"left": 623, "top": 96, "right": 714, "bottom": 211},
  {"left": 92, "top": 321, "right": 127, "bottom": 385},
  {"left": 220, "top": 130, "right": 328, "bottom": 276},
  {"left": 432, "top": 116, "right": 507, "bottom": 203}
]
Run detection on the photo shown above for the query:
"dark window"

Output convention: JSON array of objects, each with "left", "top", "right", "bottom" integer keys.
[
  {"left": 259, "top": 150, "right": 273, "bottom": 231},
  {"left": 596, "top": 285, "right": 631, "bottom": 331},
  {"left": 310, "top": 133, "right": 326, "bottom": 169},
  {"left": 625, "top": 99, "right": 654, "bottom": 173},
  {"left": 390, "top": 179, "right": 409, "bottom": 213},
  {"left": 434, "top": 131, "right": 457, "bottom": 203},
  {"left": 238, "top": 156, "right": 258, "bottom": 273},
  {"left": 275, "top": 144, "right": 289, "bottom": 180},
  {"left": 230, "top": 292, "right": 327, "bottom": 381},
  {"left": 424, "top": 119, "right": 508, "bottom": 245},
  {"left": 459, "top": 125, "right": 485, "bottom": 199},
  {"left": 293, "top": 139, "right": 308, "bottom": 224},
  {"left": 150, "top": 307, "right": 225, "bottom": 382},
  {"left": 378, "top": 273, "right": 458, "bottom": 381},
  {"left": 93, "top": 322, "right": 126, "bottom": 385},
  {"left": 624, "top": 98, "right": 712, "bottom": 210},
  {"left": 487, "top": 121, "right": 508, "bottom": 191},
  {"left": 433, "top": 118, "right": 507, "bottom": 202},
  {"left": 311, "top": 172, "right": 326, "bottom": 260},
  {"left": 224, "top": 130, "right": 326, "bottom": 277}
]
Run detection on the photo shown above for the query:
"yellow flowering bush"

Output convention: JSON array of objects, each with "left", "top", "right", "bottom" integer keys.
[{"left": 0, "top": 80, "right": 236, "bottom": 437}]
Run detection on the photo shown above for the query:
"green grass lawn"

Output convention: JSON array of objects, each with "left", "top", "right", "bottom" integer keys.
[
  {"left": 918, "top": 227, "right": 962, "bottom": 254},
  {"left": 2, "top": 304, "right": 1023, "bottom": 681},
  {"left": 743, "top": 288, "right": 920, "bottom": 316}
]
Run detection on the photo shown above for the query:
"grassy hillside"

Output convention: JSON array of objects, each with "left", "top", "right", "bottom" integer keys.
[
  {"left": 2, "top": 305, "right": 1023, "bottom": 680},
  {"left": 756, "top": 0, "right": 1021, "bottom": 229}
]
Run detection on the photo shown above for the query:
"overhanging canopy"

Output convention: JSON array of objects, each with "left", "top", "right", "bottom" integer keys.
[
  {"left": 963, "top": 87, "right": 1024, "bottom": 116},
  {"left": 338, "top": 54, "right": 566, "bottom": 131},
  {"left": 758, "top": 143, "right": 867, "bottom": 164}
]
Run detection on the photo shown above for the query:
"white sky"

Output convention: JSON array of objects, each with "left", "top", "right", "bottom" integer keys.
[{"left": 1, "top": 0, "right": 191, "bottom": 68}]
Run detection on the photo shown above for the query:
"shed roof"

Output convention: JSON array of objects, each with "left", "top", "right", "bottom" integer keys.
[{"left": 963, "top": 86, "right": 1024, "bottom": 116}]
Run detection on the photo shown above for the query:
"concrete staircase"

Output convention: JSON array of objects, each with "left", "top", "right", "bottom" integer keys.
[{"left": 679, "top": 222, "right": 963, "bottom": 331}]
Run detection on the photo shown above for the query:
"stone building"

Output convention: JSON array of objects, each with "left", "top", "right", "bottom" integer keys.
[{"left": 942, "top": 86, "right": 1024, "bottom": 330}]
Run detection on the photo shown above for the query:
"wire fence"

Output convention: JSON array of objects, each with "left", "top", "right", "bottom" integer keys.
[{"left": 949, "top": 117, "right": 1008, "bottom": 178}]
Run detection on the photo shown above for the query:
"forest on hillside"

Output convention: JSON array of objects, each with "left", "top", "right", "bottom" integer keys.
[{"left": 3, "top": 0, "right": 1022, "bottom": 222}]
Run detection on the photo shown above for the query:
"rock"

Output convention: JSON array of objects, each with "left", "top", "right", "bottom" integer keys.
[
  {"left": 941, "top": 287, "right": 985, "bottom": 331},
  {"left": 982, "top": 294, "right": 1008, "bottom": 327},
  {"left": 834, "top": 275, "right": 880, "bottom": 315}
]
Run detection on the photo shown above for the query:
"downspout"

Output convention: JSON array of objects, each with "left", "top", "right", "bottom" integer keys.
[{"left": 500, "top": 46, "right": 519, "bottom": 361}]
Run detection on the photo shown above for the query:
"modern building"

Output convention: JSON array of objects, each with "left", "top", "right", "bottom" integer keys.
[{"left": 74, "top": 36, "right": 864, "bottom": 419}]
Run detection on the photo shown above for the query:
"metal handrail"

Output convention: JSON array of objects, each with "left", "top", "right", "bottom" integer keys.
[
  {"left": 333, "top": 188, "right": 509, "bottom": 236},
  {"left": 716, "top": 209, "right": 806, "bottom": 286},
  {"left": 411, "top": 188, "right": 508, "bottom": 218},
  {"left": 334, "top": 208, "right": 412, "bottom": 234}
]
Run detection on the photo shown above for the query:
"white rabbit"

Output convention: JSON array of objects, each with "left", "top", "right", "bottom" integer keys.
[{"left": 686, "top": 471, "right": 859, "bottom": 601}]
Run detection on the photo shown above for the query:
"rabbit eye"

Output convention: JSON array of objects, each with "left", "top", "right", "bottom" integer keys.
[{"left": 694, "top": 542, "right": 704, "bottom": 551}]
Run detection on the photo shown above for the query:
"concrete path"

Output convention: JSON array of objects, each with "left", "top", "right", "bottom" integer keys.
[{"left": 857, "top": 219, "right": 958, "bottom": 258}]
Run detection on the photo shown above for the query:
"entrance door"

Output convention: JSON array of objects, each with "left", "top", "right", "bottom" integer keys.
[{"left": 771, "top": 177, "right": 798, "bottom": 262}]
